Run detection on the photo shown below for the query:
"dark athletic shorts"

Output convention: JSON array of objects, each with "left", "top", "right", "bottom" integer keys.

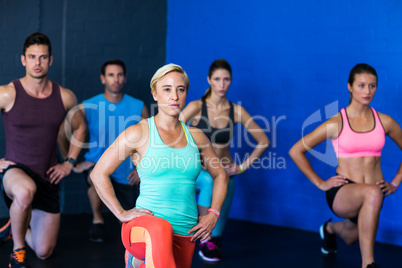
[
  {"left": 84, "top": 168, "right": 139, "bottom": 211},
  {"left": 326, "top": 178, "right": 358, "bottom": 224},
  {"left": 1, "top": 163, "right": 60, "bottom": 213}
]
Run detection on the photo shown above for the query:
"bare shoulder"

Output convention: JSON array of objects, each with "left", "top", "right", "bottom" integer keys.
[
  {"left": 232, "top": 102, "right": 251, "bottom": 123},
  {"left": 123, "top": 119, "right": 150, "bottom": 148},
  {"left": 0, "top": 82, "right": 16, "bottom": 96},
  {"left": 180, "top": 99, "right": 203, "bottom": 123},
  {"left": 327, "top": 111, "right": 342, "bottom": 124},
  {"left": 59, "top": 86, "right": 78, "bottom": 110},
  {"left": 187, "top": 125, "right": 209, "bottom": 146},
  {"left": 0, "top": 82, "right": 16, "bottom": 111},
  {"left": 185, "top": 99, "right": 203, "bottom": 113},
  {"left": 377, "top": 111, "right": 400, "bottom": 132},
  {"left": 377, "top": 111, "right": 393, "bottom": 123},
  {"left": 319, "top": 111, "right": 342, "bottom": 139}
]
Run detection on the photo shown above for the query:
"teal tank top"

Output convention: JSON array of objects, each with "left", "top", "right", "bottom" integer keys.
[{"left": 136, "top": 117, "right": 201, "bottom": 235}]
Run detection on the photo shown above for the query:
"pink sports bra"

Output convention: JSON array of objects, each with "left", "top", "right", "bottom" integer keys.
[{"left": 331, "top": 107, "right": 385, "bottom": 158}]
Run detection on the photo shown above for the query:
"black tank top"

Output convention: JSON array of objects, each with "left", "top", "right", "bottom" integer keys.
[
  {"left": 194, "top": 100, "right": 235, "bottom": 144},
  {"left": 2, "top": 79, "right": 66, "bottom": 181}
]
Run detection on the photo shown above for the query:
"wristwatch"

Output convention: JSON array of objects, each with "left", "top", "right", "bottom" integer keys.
[{"left": 65, "top": 157, "right": 77, "bottom": 167}]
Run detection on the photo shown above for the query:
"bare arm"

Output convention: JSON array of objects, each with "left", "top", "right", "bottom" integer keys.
[
  {"left": 90, "top": 121, "right": 152, "bottom": 222},
  {"left": 226, "top": 105, "right": 270, "bottom": 174},
  {"left": 376, "top": 113, "right": 402, "bottom": 195},
  {"left": 179, "top": 100, "right": 202, "bottom": 124},
  {"left": 48, "top": 88, "right": 87, "bottom": 183},
  {"left": 57, "top": 103, "right": 86, "bottom": 159},
  {"left": 0, "top": 84, "right": 17, "bottom": 171},
  {"left": 188, "top": 128, "right": 229, "bottom": 241},
  {"left": 288, "top": 115, "right": 348, "bottom": 191},
  {"left": 0, "top": 83, "right": 16, "bottom": 112}
]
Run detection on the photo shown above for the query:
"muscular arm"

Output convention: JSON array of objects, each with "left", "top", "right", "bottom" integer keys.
[
  {"left": 57, "top": 103, "right": 86, "bottom": 159},
  {"left": 0, "top": 83, "right": 16, "bottom": 112},
  {"left": 180, "top": 100, "right": 202, "bottom": 124},
  {"left": 288, "top": 114, "right": 347, "bottom": 191},
  {"left": 378, "top": 113, "right": 402, "bottom": 193},
  {"left": 232, "top": 105, "right": 270, "bottom": 172},
  {"left": 0, "top": 84, "right": 17, "bottom": 171},
  {"left": 90, "top": 121, "right": 152, "bottom": 222},
  {"left": 61, "top": 89, "right": 87, "bottom": 161},
  {"left": 47, "top": 88, "right": 87, "bottom": 183}
]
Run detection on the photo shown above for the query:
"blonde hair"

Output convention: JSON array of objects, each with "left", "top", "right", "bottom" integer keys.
[{"left": 150, "top": 63, "right": 189, "bottom": 93}]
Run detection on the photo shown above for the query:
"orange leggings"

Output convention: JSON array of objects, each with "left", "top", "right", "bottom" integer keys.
[{"left": 121, "top": 215, "right": 195, "bottom": 268}]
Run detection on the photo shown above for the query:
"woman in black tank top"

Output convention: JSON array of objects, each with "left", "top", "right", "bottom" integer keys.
[{"left": 180, "top": 59, "right": 270, "bottom": 262}]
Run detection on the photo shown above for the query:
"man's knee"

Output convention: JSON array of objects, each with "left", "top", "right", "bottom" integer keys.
[
  {"left": 12, "top": 188, "right": 35, "bottom": 210},
  {"left": 35, "top": 244, "right": 55, "bottom": 260}
]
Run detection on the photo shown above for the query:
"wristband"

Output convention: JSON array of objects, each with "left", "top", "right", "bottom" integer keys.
[
  {"left": 208, "top": 208, "right": 220, "bottom": 218},
  {"left": 65, "top": 157, "right": 77, "bottom": 167},
  {"left": 239, "top": 164, "right": 245, "bottom": 173},
  {"left": 391, "top": 182, "right": 398, "bottom": 190}
]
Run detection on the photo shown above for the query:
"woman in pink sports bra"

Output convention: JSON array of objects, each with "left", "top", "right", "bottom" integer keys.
[{"left": 289, "top": 63, "right": 402, "bottom": 268}]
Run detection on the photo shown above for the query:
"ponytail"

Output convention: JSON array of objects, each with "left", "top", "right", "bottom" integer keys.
[{"left": 201, "top": 87, "right": 211, "bottom": 102}]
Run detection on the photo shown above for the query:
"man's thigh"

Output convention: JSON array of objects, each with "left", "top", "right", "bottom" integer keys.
[{"left": 30, "top": 209, "right": 60, "bottom": 250}]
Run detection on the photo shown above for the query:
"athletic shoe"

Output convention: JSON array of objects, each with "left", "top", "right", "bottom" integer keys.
[
  {"left": 125, "top": 250, "right": 133, "bottom": 268},
  {"left": 319, "top": 219, "right": 337, "bottom": 254},
  {"left": 89, "top": 223, "right": 104, "bottom": 243},
  {"left": 366, "top": 263, "right": 379, "bottom": 268},
  {"left": 9, "top": 247, "right": 30, "bottom": 268},
  {"left": 0, "top": 219, "right": 12, "bottom": 243},
  {"left": 198, "top": 240, "right": 221, "bottom": 262}
]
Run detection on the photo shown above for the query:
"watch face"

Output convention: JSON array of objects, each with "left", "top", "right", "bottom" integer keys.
[{"left": 66, "top": 158, "right": 76, "bottom": 166}]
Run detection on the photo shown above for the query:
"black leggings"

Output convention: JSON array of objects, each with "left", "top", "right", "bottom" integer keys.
[{"left": 326, "top": 178, "right": 358, "bottom": 224}]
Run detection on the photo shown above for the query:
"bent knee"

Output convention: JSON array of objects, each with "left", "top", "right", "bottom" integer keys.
[
  {"left": 344, "top": 237, "right": 358, "bottom": 246},
  {"left": 12, "top": 189, "right": 35, "bottom": 210},
  {"left": 150, "top": 218, "right": 173, "bottom": 235},
  {"left": 365, "top": 186, "right": 384, "bottom": 207},
  {"left": 35, "top": 246, "right": 55, "bottom": 260}
]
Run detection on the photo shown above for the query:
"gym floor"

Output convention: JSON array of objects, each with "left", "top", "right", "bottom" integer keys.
[{"left": 0, "top": 214, "right": 401, "bottom": 268}]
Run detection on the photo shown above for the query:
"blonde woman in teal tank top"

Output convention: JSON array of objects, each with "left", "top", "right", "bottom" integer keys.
[{"left": 90, "top": 64, "right": 228, "bottom": 268}]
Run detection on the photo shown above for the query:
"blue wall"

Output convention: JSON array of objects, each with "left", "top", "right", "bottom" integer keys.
[{"left": 166, "top": 0, "right": 402, "bottom": 246}]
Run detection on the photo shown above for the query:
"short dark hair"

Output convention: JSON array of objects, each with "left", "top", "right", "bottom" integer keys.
[
  {"left": 22, "top": 32, "right": 52, "bottom": 56},
  {"left": 101, "top": 59, "right": 126, "bottom": 76}
]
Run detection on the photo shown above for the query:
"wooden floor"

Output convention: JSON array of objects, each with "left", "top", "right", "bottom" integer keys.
[{"left": 0, "top": 214, "right": 401, "bottom": 268}]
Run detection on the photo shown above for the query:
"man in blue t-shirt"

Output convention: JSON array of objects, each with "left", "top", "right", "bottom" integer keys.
[{"left": 75, "top": 59, "right": 148, "bottom": 242}]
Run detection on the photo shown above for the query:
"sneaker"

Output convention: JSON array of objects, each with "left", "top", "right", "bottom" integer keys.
[
  {"left": 9, "top": 247, "right": 30, "bottom": 268},
  {"left": 89, "top": 223, "right": 104, "bottom": 243},
  {"left": 319, "top": 219, "right": 337, "bottom": 254},
  {"left": 0, "top": 219, "right": 12, "bottom": 243},
  {"left": 125, "top": 250, "right": 133, "bottom": 268},
  {"left": 366, "top": 263, "right": 379, "bottom": 268},
  {"left": 125, "top": 250, "right": 144, "bottom": 268},
  {"left": 198, "top": 240, "right": 221, "bottom": 262}
]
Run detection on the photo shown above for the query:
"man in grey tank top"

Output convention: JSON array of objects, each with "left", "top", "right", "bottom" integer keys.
[{"left": 0, "top": 32, "right": 87, "bottom": 267}]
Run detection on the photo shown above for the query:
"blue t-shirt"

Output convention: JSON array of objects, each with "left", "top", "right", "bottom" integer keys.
[{"left": 83, "top": 93, "right": 144, "bottom": 184}]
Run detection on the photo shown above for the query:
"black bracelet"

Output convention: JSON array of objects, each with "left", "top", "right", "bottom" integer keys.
[{"left": 65, "top": 157, "right": 77, "bottom": 167}]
